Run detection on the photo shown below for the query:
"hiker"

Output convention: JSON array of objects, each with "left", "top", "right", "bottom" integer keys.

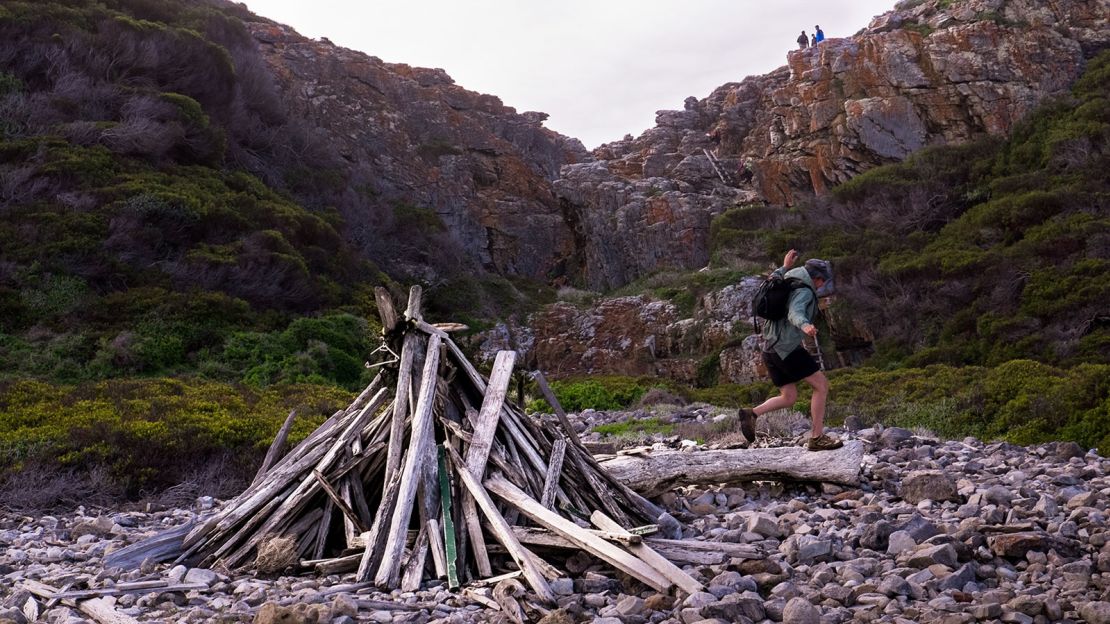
[
  {"left": 739, "top": 249, "right": 842, "bottom": 451},
  {"left": 797, "top": 31, "right": 809, "bottom": 49},
  {"left": 815, "top": 25, "right": 825, "bottom": 43},
  {"left": 810, "top": 33, "right": 817, "bottom": 47},
  {"left": 738, "top": 157, "right": 754, "bottom": 184}
]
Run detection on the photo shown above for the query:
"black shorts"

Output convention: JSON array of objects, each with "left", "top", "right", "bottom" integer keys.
[{"left": 762, "top": 347, "right": 820, "bottom": 387}]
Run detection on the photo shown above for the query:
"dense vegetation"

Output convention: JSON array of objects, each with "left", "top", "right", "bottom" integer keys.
[{"left": 712, "top": 50, "right": 1110, "bottom": 369}]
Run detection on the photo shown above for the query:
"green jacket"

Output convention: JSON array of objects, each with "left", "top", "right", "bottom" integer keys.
[{"left": 761, "top": 266, "right": 818, "bottom": 359}]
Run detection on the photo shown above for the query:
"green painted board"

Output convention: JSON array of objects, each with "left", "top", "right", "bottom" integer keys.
[{"left": 437, "top": 445, "right": 460, "bottom": 589}]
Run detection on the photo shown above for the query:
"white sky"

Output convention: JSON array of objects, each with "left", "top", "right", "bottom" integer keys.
[{"left": 241, "top": 1, "right": 894, "bottom": 148}]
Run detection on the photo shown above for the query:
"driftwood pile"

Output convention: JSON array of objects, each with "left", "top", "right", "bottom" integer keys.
[{"left": 108, "top": 286, "right": 763, "bottom": 602}]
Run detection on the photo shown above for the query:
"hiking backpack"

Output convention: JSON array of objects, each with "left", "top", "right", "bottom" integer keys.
[{"left": 752, "top": 274, "right": 811, "bottom": 322}]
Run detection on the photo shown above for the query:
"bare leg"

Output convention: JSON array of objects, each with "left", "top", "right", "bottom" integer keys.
[
  {"left": 753, "top": 384, "right": 798, "bottom": 417},
  {"left": 804, "top": 370, "right": 829, "bottom": 437}
]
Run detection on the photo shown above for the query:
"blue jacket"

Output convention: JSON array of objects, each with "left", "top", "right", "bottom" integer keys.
[
  {"left": 761, "top": 266, "right": 817, "bottom": 359},
  {"left": 815, "top": 30, "right": 825, "bottom": 42}
]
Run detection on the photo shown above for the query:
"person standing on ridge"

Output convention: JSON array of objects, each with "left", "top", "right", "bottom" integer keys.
[
  {"left": 810, "top": 33, "right": 817, "bottom": 47},
  {"left": 815, "top": 25, "right": 825, "bottom": 43},
  {"left": 739, "top": 249, "right": 843, "bottom": 451},
  {"left": 797, "top": 30, "right": 809, "bottom": 49}
]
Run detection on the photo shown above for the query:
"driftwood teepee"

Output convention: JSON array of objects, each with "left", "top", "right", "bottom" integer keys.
[{"left": 109, "top": 286, "right": 724, "bottom": 600}]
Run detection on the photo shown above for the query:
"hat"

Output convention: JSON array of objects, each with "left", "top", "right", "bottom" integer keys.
[{"left": 804, "top": 259, "right": 835, "bottom": 296}]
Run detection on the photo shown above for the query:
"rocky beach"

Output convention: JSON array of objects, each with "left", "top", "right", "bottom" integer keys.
[{"left": 3, "top": 411, "right": 1108, "bottom": 624}]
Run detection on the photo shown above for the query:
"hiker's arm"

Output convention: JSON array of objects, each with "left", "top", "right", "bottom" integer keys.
[
  {"left": 787, "top": 287, "right": 815, "bottom": 331},
  {"left": 773, "top": 249, "right": 799, "bottom": 277}
]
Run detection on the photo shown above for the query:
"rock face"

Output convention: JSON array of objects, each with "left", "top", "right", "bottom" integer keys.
[
  {"left": 491, "top": 278, "right": 873, "bottom": 382},
  {"left": 242, "top": 21, "right": 587, "bottom": 280},
  {"left": 553, "top": 0, "right": 1108, "bottom": 288}
]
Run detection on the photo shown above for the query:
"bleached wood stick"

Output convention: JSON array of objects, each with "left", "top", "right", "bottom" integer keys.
[
  {"left": 23, "top": 580, "right": 141, "bottom": 624},
  {"left": 590, "top": 511, "right": 703, "bottom": 595},
  {"left": 539, "top": 438, "right": 567, "bottom": 509},
  {"left": 254, "top": 409, "right": 297, "bottom": 484},
  {"left": 484, "top": 475, "right": 671, "bottom": 593},
  {"left": 444, "top": 446, "right": 554, "bottom": 603},
  {"left": 384, "top": 331, "right": 419, "bottom": 485},
  {"left": 313, "top": 470, "right": 368, "bottom": 534},
  {"left": 375, "top": 334, "right": 442, "bottom": 588}
]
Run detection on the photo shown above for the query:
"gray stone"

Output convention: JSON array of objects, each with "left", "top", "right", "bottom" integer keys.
[
  {"left": 1079, "top": 602, "right": 1110, "bottom": 624},
  {"left": 887, "top": 530, "right": 917, "bottom": 555},
  {"left": 746, "top": 513, "right": 782, "bottom": 538},
  {"left": 983, "top": 485, "right": 1015, "bottom": 506},
  {"left": 907, "top": 543, "right": 957, "bottom": 568},
  {"left": 782, "top": 597, "right": 820, "bottom": 624},
  {"left": 901, "top": 470, "right": 960, "bottom": 504}
]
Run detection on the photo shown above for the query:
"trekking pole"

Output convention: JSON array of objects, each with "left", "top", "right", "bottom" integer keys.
[{"left": 811, "top": 336, "right": 826, "bottom": 371}]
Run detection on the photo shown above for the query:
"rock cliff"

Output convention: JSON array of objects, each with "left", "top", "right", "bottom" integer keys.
[
  {"left": 556, "top": 0, "right": 1108, "bottom": 289},
  {"left": 241, "top": 20, "right": 588, "bottom": 281}
]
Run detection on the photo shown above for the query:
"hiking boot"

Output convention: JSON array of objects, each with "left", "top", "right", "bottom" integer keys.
[
  {"left": 738, "top": 408, "right": 757, "bottom": 443},
  {"left": 807, "top": 433, "right": 843, "bottom": 452}
]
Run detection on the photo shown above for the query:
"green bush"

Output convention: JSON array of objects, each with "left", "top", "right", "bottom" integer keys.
[
  {"left": 528, "top": 376, "right": 651, "bottom": 412},
  {"left": 0, "top": 378, "right": 354, "bottom": 494}
]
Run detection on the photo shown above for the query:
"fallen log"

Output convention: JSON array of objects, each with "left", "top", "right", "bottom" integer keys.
[{"left": 598, "top": 441, "right": 865, "bottom": 496}]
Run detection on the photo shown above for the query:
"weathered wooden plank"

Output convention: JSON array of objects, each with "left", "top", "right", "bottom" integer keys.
[
  {"left": 509, "top": 527, "right": 757, "bottom": 565},
  {"left": 375, "top": 334, "right": 442, "bottom": 588},
  {"left": 485, "top": 475, "right": 671, "bottom": 592},
  {"left": 311, "top": 498, "right": 334, "bottom": 560},
  {"left": 427, "top": 518, "right": 447, "bottom": 578},
  {"left": 539, "top": 438, "right": 567, "bottom": 509},
  {"left": 531, "top": 371, "right": 580, "bottom": 445},
  {"left": 400, "top": 527, "right": 430, "bottom": 592},
  {"left": 385, "top": 331, "right": 420, "bottom": 486},
  {"left": 591, "top": 511, "right": 703, "bottom": 595},
  {"left": 466, "top": 350, "right": 515, "bottom": 477},
  {"left": 444, "top": 445, "right": 554, "bottom": 603},
  {"left": 253, "top": 409, "right": 297, "bottom": 484},
  {"left": 403, "top": 285, "right": 423, "bottom": 321},
  {"left": 374, "top": 286, "right": 400, "bottom": 333}
]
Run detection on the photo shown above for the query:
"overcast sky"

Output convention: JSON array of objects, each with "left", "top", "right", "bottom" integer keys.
[{"left": 241, "top": 1, "right": 894, "bottom": 148}]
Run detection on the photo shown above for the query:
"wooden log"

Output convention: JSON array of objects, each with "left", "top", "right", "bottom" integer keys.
[
  {"left": 253, "top": 409, "right": 297, "bottom": 484},
  {"left": 443, "top": 445, "right": 554, "bottom": 603},
  {"left": 314, "top": 552, "right": 361, "bottom": 576},
  {"left": 539, "top": 438, "right": 567, "bottom": 509},
  {"left": 403, "top": 285, "right": 423, "bottom": 321},
  {"left": 590, "top": 511, "right": 703, "bottom": 595},
  {"left": 484, "top": 475, "right": 671, "bottom": 593},
  {"left": 598, "top": 441, "right": 865, "bottom": 495},
  {"left": 45, "top": 582, "right": 209, "bottom": 601},
  {"left": 375, "top": 334, "right": 442, "bottom": 588},
  {"left": 374, "top": 286, "right": 400, "bottom": 333}
]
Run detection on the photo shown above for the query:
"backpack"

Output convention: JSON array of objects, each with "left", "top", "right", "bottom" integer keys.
[{"left": 752, "top": 274, "right": 811, "bottom": 322}]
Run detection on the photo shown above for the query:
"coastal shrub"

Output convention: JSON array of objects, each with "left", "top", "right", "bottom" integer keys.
[
  {"left": 527, "top": 376, "right": 652, "bottom": 413},
  {"left": 0, "top": 378, "right": 353, "bottom": 495}
]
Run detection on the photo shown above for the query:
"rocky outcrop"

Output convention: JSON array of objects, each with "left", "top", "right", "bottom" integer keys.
[
  {"left": 242, "top": 21, "right": 588, "bottom": 280},
  {"left": 484, "top": 278, "right": 873, "bottom": 384},
  {"left": 555, "top": 0, "right": 1108, "bottom": 289}
]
